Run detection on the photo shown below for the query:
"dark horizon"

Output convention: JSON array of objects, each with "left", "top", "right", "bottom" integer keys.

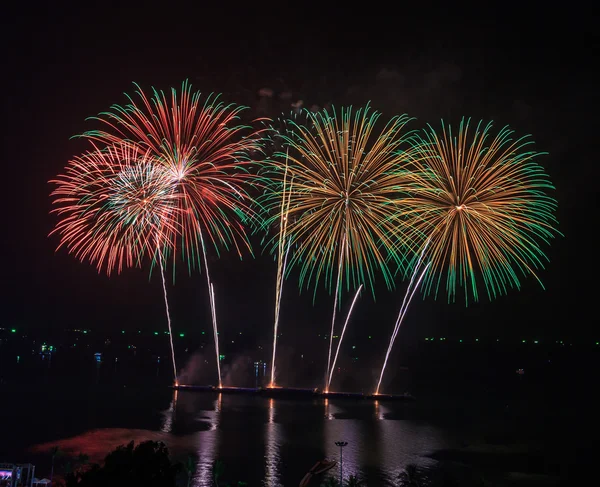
[{"left": 4, "top": 5, "right": 597, "bottom": 355}]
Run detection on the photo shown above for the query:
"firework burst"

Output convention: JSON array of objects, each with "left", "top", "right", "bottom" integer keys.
[
  {"left": 375, "top": 118, "right": 559, "bottom": 394},
  {"left": 50, "top": 142, "right": 180, "bottom": 274},
  {"left": 81, "top": 80, "right": 262, "bottom": 264},
  {"left": 78, "top": 81, "right": 264, "bottom": 387},
  {"left": 265, "top": 105, "right": 420, "bottom": 296},
  {"left": 50, "top": 142, "right": 181, "bottom": 381},
  {"left": 399, "top": 118, "right": 559, "bottom": 304},
  {"left": 261, "top": 104, "right": 421, "bottom": 390}
]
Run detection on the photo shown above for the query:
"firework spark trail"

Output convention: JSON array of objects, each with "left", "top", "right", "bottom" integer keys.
[
  {"left": 49, "top": 144, "right": 180, "bottom": 273},
  {"left": 374, "top": 119, "right": 559, "bottom": 394},
  {"left": 269, "top": 154, "right": 292, "bottom": 387},
  {"left": 158, "top": 247, "right": 178, "bottom": 383},
  {"left": 327, "top": 283, "right": 364, "bottom": 391},
  {"left": 374, "top": 241, "right": 430, "bottom": 395},
  {"left": 260, "top": 106, "right": 420, "bottom": 391},
  {"left": 80, "top": 81, "right": 261, "bottom": 264},
  {"left": 399, "top": 118, "right": 559, "bottom": 304},
  {"left": 199, "top": 228, "right": 222, "bottom": 387},
  {"left": 261, "top": 105, "right": 419, "bottom": 294},
  {"left": 375, "top": 261, "right": 431, "bottom": 395},
  {"left": 270, "top": 241, "right": 290, "bottom": 387},
  {"left": 324, "top": 236, "right": 346, "bottom": 392},
  {"left": 209, "top": 282, "right": 221, "bottom": 388},
  {"left": 50, "top": 143, "right": 184, "bottom": 384},
  {"left": 77, "top": 82, "right": 262, "bottom": 388}
]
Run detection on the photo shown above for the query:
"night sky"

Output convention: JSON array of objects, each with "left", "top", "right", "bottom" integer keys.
[{"left": 4, "top": 5, "right": 597, "bottom": 353}]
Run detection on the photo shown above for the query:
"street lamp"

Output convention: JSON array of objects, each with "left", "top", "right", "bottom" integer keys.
[{"left": 334, "top": 441, "right": 348, "bottom": 486}]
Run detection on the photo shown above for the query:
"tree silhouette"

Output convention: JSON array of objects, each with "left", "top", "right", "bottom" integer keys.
[
  {"left": 63, "top": 452, "right": 90, "bottom": 486},
  {"left": 49, "top": 446, "right": 61, "bottom": 486},
  {"left": 185, "top": 454, "right": 196, "bottom": 487},
  {"left": 396, "top": 464, "right": 423, "bottom": 487},
  {"left": 318, "top": 473, "right": 363, "bottom": 486},
  {"left": 345, "top": 474, "right": 363, "bottom": 486},
  {"left": 320, "top": 476, "right": 340, "bottom": 487},
  {"left": 67, "top": 440, "right": 179, "bottom": 487},
  {"left": 77, "top": 452, "right": 90, "bottom": 468},
  {"left": 213, "top": 459, "right": 224, "bottom": 487}
]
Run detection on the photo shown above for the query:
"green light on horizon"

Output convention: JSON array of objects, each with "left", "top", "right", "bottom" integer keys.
[
  {"left": 121, "top": 330, "right": 125, "bottom": 334},
  {"left": 201, "top": 331, "right": 205, "bottom": 335},
  {"left": 179, "top": 333, "right": 185, "bottom": 337},
  {"left": 475, "top": 338, "right": 479, "bottom": 342},
  {"left": 11, "top": 329, "right": 16, "bottom": 333},
  {"left": 522, "top": 340, "right": 526, "bottom": 343},
  {"left": 154, "top": 332, "right": 158, "bottom": 335},
  {"left": 534, "top": 340, "right": 539, "bottom": 344},
  {"left": 368, "top": 335, "right": 372, "bottom": 339},
  {"left": 83, "top": 330, "right": 87, "bottom": 334},
  {"left": 459, "top": 339, "right": 463, "bottom": 343}
]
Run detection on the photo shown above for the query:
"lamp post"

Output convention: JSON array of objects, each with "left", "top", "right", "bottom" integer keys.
[{"left": 334, "top": 441, "right": 348, "bottom": 486}]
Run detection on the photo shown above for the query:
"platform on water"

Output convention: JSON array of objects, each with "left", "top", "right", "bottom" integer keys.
[
  {"left": 322, "top": 391, "right": 364, "bottom": 399},
  {"left": 172, "top": 384, "right": 415, "bottom": 401},
  {"left": 259, "top": 386, "right": 318, "bottom": 398}
]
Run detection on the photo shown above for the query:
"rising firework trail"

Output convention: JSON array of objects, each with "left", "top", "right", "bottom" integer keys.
[
  {"left": 261, "top": 105, "right": 420, "bottom": 392},
  {"left": 49, "top": 142, "right": 182, "bottom": 382},
  {"left": 269, "top": 154, "right": 293, "bottom": 387},
  {"left": 198, "top": 227, "right": 222, "bottom": 386},
  {"left": 375, "top": 118, "right": 560, "bottom": 393},
  {"left": 158, "top": 246, "right": 178, "bottom": 383},
  {"left": 325, "top": 238, "right": 346, "bottom": 392},
  {"left": 270, "top": 241, "right": 290, "bottom": 387},
  {"left": 375, "top": 259, "right": 431, "bottom": 395},
  {"left": 327, "top": 283, "right": 364, "bottom": 391},
  {"left": 378, "top": 239, "right": 432, "bottom": 394},
  {"left": 79, "top": 81, "right": 263, "bottom": 385},
  {"left": 209, "top": 282, "right": 222, "bottom": 387}
]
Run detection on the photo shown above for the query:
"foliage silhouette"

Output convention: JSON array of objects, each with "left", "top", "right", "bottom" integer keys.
[
  {"left": 184, "top": 454, "right": 196, "bottom": 487},
  {"left": 396, "top": 464, "right": 423, "bottom": 487},
  {"left": 212, "top": 460, "right": 248, "bottom": 487},
  {"left": 345, "top": 474, "right": 363, "bottom": 486},
  {"left": 64, "top": 440, "right": 179, "bottom": 487},
  {"left": 49, "top": 446, "right": 62, "bottom": 486},
  {"left": 320, "top": 476, "right": 340, "bottom": 487}
]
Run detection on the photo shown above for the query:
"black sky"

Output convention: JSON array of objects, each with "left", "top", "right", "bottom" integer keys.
[{"left": 3, "top": 4, "right": 598, "bottom": 349}]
